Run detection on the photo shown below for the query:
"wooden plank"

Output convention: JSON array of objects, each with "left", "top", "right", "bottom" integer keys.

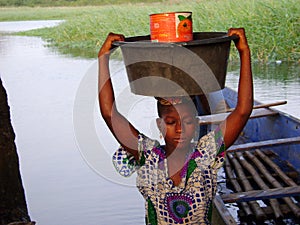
[
  {"left": 198, "top": 108, "right": 278, "bottom": 125},
  {"left": 212, "top": 195, "right": 238, "bottom": 225},
  {"left": 221, "top": 186, "right": 300, "bottom": 203},
  {"left": 227, "top": 136, "right": 300, "bottom": 152}
]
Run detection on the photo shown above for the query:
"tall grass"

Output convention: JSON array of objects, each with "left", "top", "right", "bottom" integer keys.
[
  {"left": 0, "top": 0, "right": 162, "bottom": 7},
  {"left": 2, "top": 0, "right": 299, "bottom": 62}
]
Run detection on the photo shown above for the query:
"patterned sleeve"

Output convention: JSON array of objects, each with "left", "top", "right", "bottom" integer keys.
[
  {"left": 196, "top": 126, "right": 226, "bottom": 169},
  {"left": 112, "top": 134, "right": 159, "bottom": 177},
  {"left": 212, "top": 126, "right": 226, "bottom": 169}
]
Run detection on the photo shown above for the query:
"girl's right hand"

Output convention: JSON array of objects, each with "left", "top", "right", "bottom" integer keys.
[{"left": 98, "top": 32, "right": 125, "bottom": 57}]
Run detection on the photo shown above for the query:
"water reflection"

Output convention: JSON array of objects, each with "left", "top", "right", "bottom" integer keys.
[
  {"left": 227, "top": 62, "right": 300, "bottom": 119},
  {"left": 252, "top": 62, "right": 299, "bottom": 82},
  {"left": 0, "top": 20, "right": 63, "bottom": 33},
  {"left": 0, "top": 34, "right": 144, "bottom": 225},
  {"left": 229, "top": 61, "right": 300, "bottom": 82}
]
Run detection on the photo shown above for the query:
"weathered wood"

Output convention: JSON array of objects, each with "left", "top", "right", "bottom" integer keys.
[
  {"left": 255, "top": 149, "right": 298, "bottom": 187},
  {"left": 227, "top": 153, "right": 267, "bottom": 220},
  {"left": 225, "top": 158, "right": 257, "bottom": 218},
  {"left": 212, "top": 195, "right": 237, "bottom": 225},
  {"left": 0, "top": 78, "right": 31, "bottom": 224},
  {"left": 244, "top": 151, "right": 300, "bottom": 217},
  {"left": 262, "top": 204, "right": 297, "bottom": 217},
  {"left": 198, "top": 108, "right": 278, "bottom": 125},
  {"left": 221, "top": 186, "right": 300, "bottom": 203},
  {"left": 235, "top": 152, "right": 283, "bottom": 219},
  {"left": 227, "top": 136, "right": 300, "bottom": 153},
  {"left": 226, "top": 100, "right": 287, "bottom": 112},
  {"left": 212, "top": 88, "right": 300, "bottom": 223}
]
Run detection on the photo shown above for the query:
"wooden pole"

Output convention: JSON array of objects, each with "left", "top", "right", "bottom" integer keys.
[
  {"left": 255, "top": 149, "right": 298, "bottom": 187},
  {"left": 224, "top": 157, "right": 254, "bottom": 217},
  {"left": 227, "top": 153, "right": 267, "bottom": 220},
  {"left": 245, "top": 151, "right": 300, "bottom": 217},
  {"left": 226, "top": 100, "right": 287, "bottom": 112},
  {"left": 235, "top": 152, "right": 283, "bottom": 219}
]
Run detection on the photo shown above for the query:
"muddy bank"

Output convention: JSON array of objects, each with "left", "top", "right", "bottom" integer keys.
[{"left": 0, "top": 78, "right": 33, "bottom": 224}]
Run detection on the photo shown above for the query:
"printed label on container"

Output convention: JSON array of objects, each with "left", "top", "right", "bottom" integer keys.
[
  {"left": 150, "top": 12, "right": 193, "bottom": 42},
  {"left": 175, "top": 12, "right": 193, "bottom": 40}
]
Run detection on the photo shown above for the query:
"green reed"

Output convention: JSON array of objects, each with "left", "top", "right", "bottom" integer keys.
[{"left": 1, "top": 0, "right": 299, "bottom": 62}]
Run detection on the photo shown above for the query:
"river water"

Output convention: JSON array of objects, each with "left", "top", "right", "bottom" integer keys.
[{"left": 0, "top": 21, "right": 299, "bottom": 225}]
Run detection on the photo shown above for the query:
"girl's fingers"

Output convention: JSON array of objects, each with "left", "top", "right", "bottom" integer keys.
[
  {"left": 98, "top": 33, "right": 125, "bottom": 57},
  {"left": 228, "top": 28, "right": 249, "bottom": 52}
]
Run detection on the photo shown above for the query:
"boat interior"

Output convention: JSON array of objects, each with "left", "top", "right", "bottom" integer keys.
[{"left": 198, "top": 88, "right": 300, "bottom": 224}]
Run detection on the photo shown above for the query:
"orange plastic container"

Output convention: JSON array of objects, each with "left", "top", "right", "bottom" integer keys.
[{"left": 150, "top": 12, "right": 193, "bottom": 42}]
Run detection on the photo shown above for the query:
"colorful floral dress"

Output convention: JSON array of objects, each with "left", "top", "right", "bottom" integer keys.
[{"left": 112, "top": 126, "right": 225, "bottom": 225}]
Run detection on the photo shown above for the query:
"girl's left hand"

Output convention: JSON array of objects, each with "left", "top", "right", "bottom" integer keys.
[{"left": 228, "top": 28, "right": 249, "bottom": 53}]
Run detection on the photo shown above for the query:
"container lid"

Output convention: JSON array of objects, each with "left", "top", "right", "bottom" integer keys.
[
  {"left": 113, "top": 32, "right": 238, "bottom": 47},
  {"left": 149, "top": 11, "right": 192, "bottom": 16}
]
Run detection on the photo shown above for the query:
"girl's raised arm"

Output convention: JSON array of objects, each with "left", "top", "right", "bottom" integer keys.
[
  {"left": 98, "top": 33, "right": 139, "bottom": 160},
  {"left": 220, "top": 28, "right": 254, "bottom": 148}
]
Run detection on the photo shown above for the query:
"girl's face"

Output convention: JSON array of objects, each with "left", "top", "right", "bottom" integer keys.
[{"left": 157, "top": 103, "right": 198, "bottom": 152}]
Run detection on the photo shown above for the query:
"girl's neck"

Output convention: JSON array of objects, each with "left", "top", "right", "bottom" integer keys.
[
  {"left": 165, "top": 145, "right": 192, "bottom": 186},
  {"left": 165, "top": 145, "right": 190, "bottom": 159}
]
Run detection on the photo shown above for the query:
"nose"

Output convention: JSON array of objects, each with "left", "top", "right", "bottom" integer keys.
[{"left": 175, "top": 120, "right": 183, "bottom": 133}]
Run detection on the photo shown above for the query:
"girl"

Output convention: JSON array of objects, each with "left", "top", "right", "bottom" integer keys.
[{"left": 98, "top": 28, "right": 253, "bottom": 224}]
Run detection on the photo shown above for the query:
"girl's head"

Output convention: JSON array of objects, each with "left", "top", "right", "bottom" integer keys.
[
  {"left": 156, "top": 96, "right": 197, "bottom": 118},
  {"left": 155, "top": 96, "right": 199, "bottom": 151}
]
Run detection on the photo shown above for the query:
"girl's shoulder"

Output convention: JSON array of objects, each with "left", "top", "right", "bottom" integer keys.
[
  {"left": 194, "top": 126, "right": 225, "bottom": 166},
  {"left": 112, "top": 134, "right": 161, "bottom": 177},
  {"left": 138, "top": 133, "right": 166, "bottom": 163},
  {"left": 197, "top": 126, "right": 224, "bottom": 148},
  {"left": 138, "top": 133, "right": 161, "bottom": 154}
]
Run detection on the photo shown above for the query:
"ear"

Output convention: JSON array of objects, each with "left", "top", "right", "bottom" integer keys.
[
  {"left": 156, "top": 118, "right": 163, "bottom": 131},
  {"left": 156, "top": 118, "right": 166, "bottom": 139},
  {"left": 195, "top": 117, "right": 200, "bottom": 125}
]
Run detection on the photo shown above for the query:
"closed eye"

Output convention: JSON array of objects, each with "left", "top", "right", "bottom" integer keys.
[
  {"left": 165, "top": 120, "right": 176, "bottom": 125},
  {"left": 183, "top": 117, "right": 196, "bottom": 125}
]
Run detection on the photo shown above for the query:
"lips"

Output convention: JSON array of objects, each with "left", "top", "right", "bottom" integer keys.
[{"left": 174, "top": 137, "right": 187, "bottom": 143}]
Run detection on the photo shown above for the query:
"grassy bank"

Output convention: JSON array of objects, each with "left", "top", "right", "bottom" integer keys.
[
  {"left": 1, "top": 0, "right": 299, "bottom": 62},
  {"left": 0, "top": 0, "right": 161, "bottom": 7}
]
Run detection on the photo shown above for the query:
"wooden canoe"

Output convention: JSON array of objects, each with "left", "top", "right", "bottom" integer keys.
[{"left": 197, "top": 87, "right": 300, "bottom": 225}]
